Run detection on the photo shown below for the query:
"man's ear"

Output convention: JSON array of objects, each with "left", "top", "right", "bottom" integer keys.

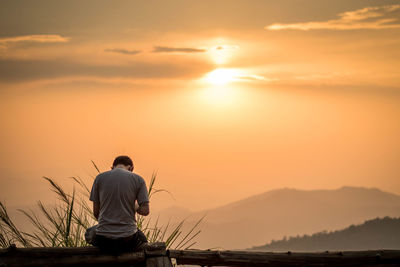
[
  {"left": 111, "top": 166, "right": 114, "bottom": 170},
  {"left": 129, "top": 166, "right": 133, "bottom": 172}
]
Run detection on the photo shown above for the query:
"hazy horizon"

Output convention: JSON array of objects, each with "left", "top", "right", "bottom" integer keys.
[
  {"left": 5, "top": 185, "right": 400, "bottom": 249},
  {"left": 1, "top": 0, "right": 400, "bottom": 213},
  {"left": 6, "top": 184, "right": 400, "bottom": 213}
]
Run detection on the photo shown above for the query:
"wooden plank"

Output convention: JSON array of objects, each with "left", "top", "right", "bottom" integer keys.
[
  {"left": 0, "top": 243, "right": 167, "bottom": 267},
  {"left": 2, "top": 245, "right": 400, "bottom": 266},
  {"left": 169, "top": 249, "right": 400, "bottom": 266},
  {"left": 0, "top": 252, "right": 146, "bottom": 267}
]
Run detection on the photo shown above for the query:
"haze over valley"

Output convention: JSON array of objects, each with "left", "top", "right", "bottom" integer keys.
[{"left": 154, "top": 186, "right": 400, "bottom": 249}]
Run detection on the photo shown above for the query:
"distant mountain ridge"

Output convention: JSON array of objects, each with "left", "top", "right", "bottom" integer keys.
[
  {"left": 251, "top": 217, "right": 400, "bottom": 251},
  {"left": 156, "top": 186, "right": 400, "bottom": 249}
]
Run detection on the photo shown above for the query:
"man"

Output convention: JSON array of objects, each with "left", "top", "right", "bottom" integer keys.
[{"left": 88, "top": 155, "right": 150, "bottom": 253}]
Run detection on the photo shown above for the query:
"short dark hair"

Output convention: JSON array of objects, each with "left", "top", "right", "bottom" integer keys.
[{"left": 112, "top": 155, "right": 133, "bottom": 168}]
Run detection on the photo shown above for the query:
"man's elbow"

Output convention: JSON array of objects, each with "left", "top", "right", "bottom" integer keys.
[
  {"left": 137, "top": 203, "right": 150, "bottom": 216},
  {"left": 139, "top": 210, "right": 150, "bottom": 216}
]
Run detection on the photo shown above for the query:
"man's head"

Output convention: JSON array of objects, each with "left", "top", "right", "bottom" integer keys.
[{"left": 112, "top": 155, "right": 134, "bottom": 172}]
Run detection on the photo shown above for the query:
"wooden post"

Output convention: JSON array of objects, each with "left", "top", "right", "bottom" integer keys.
[
  {"left": 144, "top": 243, "right": 173, "bottom": 267},
  {"left": 145, "top": 256, "right": 173, "bottom": 267}
]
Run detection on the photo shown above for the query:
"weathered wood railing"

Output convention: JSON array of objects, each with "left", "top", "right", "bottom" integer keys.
[
  {"left": 170, "top": 249, "right": 400, "bottom": 266},
  {"left": 0, "top": 243, "right": 171, "bottom": 267},
  {"left": 1, "top": 243, "right": 400, "bottom": 266}
]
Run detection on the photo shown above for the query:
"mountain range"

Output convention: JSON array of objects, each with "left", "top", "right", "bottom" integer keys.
[
  {"left": 251, "top": 216, "right": 400, "bottom": 251},
  {"left": 154, "top": 186, "right": 400, "bottom": 249}
]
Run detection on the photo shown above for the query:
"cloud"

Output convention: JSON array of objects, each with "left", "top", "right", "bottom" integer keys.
[
  {"left": 265, "top": 5, "right": 400, "bottom": 31},
  {"left": 0, "top": 34, "right": 69, "bottom": 44},
  {"left": 214, "top": 45, "right": 239, "bottom": 50},
  {"left": 236, "top": 74, "right": 274, "bottom": 82},
  {"left": 152, "top": 46, "right": 206, "bottom": 53},
  {"left": 0, "top": 59, "right": 213, "bottom": 83},
  {"left": 104, "top": 48, "right": 141, "bottom": 55}
]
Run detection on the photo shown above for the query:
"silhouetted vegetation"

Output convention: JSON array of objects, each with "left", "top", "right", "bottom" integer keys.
[
  {"left": 0, "top": 162, "right": 203, "bottom": 249},
  {"left": 251, "top": 217, "right": 400, "bottom": 251}
]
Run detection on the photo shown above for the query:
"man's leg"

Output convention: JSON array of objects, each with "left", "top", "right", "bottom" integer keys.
[
  {"left": 136, "top": 229, "right": 148, "bottom": 245},
  {"left": 124, "top": 229, "right": 148, "bottom": 251},
  {"left": 94, "top": 234, "right": 121, "bottom": 254}
]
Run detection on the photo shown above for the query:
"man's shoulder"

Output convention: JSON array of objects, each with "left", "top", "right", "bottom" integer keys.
[
  {"left": 131, "top": 172, "right": 145, "bottom": 183},
  {"left": 95, "top": 170, "right": 112, "bottom": 180},
  {"left": 94, "top": 169, "right": 145, "bottom": 184}
]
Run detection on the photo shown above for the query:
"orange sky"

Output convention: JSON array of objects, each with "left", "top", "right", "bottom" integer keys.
[{"left": 0, "top": 0, "right": 399, "bottom": 211}]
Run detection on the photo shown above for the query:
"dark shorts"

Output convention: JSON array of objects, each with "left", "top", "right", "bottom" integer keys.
[{"left": 93, "top": 229, "right": 148, "bottom": 254}]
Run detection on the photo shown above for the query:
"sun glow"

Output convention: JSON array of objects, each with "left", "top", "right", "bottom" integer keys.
[
  {"left": 204, "top": 68, "right": 240, "bottom": 85},
  {"left": 197, "top": 68, "right": 245, "bottom": 107},
  {"left": 209, "top": 43, "right": 239, "bottom": 65}
]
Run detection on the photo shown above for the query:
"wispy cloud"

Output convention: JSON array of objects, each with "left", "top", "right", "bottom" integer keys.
[
  {"left": 266, "top": 5, "right": 400, "bottom": 31},
  {"left": 104, "top": 48, "right": 141, "bottom": 55},
  {"left": 0, "top": 59, "right": 213, "bottom": 83},
  {"left": 152, "top": 46, "right": 206, "bottom": 53},
  {"left": 214, "top": 44, "right": 239, "bottom": 50},
  {"left": 0, "top": 34, "right": 69, "bottom": 44},
  {"left": 236, "top": 74, "right": 274, "bottom": 82}
]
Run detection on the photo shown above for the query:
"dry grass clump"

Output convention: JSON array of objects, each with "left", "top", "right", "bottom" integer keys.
[{"left": 0, "top": 162, "right": 203, "bottom": 249}]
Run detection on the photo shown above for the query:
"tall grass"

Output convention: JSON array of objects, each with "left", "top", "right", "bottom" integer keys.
[{"left": 0, "top": 162, "right": 203, "bottom": 249}]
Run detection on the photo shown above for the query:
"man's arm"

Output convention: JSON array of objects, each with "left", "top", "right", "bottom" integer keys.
[
  {"left": 135, "top": 202, "right": 150, "bottom": 216},
  {"left": 89, "top": 176, "right": 100, "bottom": 220},
  {"left": 93, "top": 202, "right": 100, "bottom": 220},
  {"left": 136, "top": 176, "right": 150, "bottom": 216}
]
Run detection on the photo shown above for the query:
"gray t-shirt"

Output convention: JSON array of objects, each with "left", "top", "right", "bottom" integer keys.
[{"left": 89, "top": 168, "right": 149, "bottom": 239}]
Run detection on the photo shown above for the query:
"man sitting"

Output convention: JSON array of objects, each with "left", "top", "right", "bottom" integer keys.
[{"left": 88, "top": 155, "right": 150, "bottom": 253}]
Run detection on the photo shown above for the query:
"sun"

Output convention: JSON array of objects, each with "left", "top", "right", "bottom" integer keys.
[
  {"left": 198, "top": 68, "right": 244, "bottom": 107},
  {"left": 204, "top": 68, "right": 240, "bottom": 85}
]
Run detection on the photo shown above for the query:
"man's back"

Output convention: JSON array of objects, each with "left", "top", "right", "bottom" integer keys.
[{"left": 90, "top": 168, "right": 149, "bottom": 239}]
